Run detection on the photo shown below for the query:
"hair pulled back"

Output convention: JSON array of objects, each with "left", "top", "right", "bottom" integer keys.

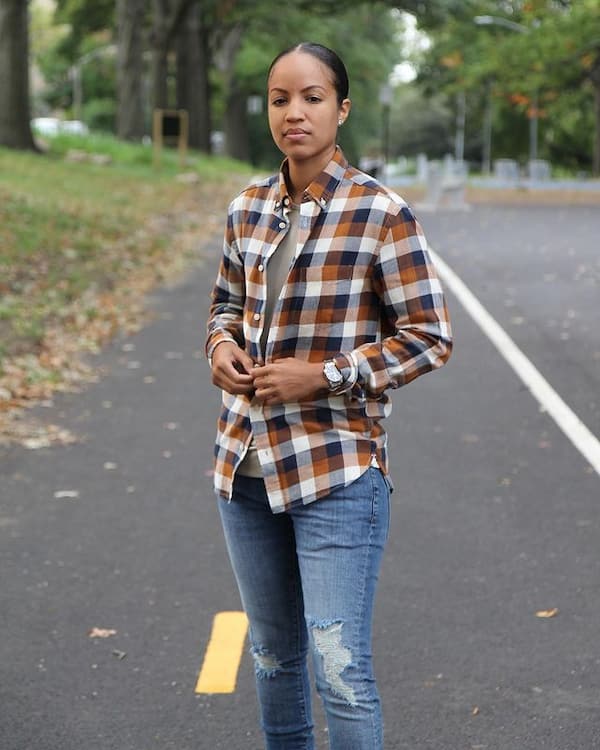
[{"left": 268, "top": 42, "right": 349, "bottom": 105}]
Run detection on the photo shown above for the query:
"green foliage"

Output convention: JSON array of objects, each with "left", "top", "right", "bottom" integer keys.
[
  {"left": 82, "top": 97, "right": 116, "bottom": 132},
  {"left": 389, "top": 85, "right": 453, "bottom": 158},
  {"left": 29, "top": 0, "right": 476, "bottom": 169},
  {"left": 54, "top": 0, "right": 115, "bottom": 58},
  {"left": 413, "top": 0, "right": 600, "bottom": 172},
  {"left": 222, "top": 2, "right": 403, "bottom": 167}
]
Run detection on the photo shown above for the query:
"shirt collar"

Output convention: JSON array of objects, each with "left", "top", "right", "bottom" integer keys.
[{"left": 276, "top": 146, "right": 348, "bottom": 210}]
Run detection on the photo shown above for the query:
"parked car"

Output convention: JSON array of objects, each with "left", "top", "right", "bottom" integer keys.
[{"left": 31, "top": 118, "right": 89, "bottom": 136}]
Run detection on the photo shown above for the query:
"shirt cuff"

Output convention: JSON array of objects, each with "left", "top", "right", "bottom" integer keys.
[{"left": 206, "top": 334, "right": 238, "bottom": 366}]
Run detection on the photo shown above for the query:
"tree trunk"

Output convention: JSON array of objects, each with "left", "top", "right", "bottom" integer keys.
[
  {"left": 116, "top": 0, "right": 146, "bottom": 140},
  {"left": 591, "top": 55, "right": 600, "bottom": 177},
  {"left": 220, "top": 24, "right": 249, "bottom": 161},
  {"left": 0, "top": 0, "right": 36, "bottom": 150},
  {"left": 225, "top": 76, "right": 249, "bottom": 161},
  {"left": 175, "top": 3, "right": 211, "bottom": 151},
  {"left": 150, "top": 0, "right": 197, "bottom": 112},
  {"left": 151, "top": 0, "right": 170, "bottom": 109}
]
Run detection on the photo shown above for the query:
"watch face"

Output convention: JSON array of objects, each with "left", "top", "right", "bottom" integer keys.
[{"left": 324, "top": 361, "right": 343, "bottom": 386}]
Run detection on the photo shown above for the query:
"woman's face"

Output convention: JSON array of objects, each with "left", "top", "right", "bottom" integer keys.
[{"left": 267, "top": 51, "right": 350, "bottom": 168}]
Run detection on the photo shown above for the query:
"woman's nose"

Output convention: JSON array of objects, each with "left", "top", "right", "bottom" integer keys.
[{"left": 285, "top": 98, "right": 304, "bottom": 121}]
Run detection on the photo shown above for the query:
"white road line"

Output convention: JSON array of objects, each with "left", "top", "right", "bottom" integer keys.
[{"left": 429, "top": 247, "right": 600, "bottom": 477}]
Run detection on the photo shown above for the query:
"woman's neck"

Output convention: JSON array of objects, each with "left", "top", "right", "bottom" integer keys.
[{"left": 286, "top": 147, "right": 336, "bottom": 203}]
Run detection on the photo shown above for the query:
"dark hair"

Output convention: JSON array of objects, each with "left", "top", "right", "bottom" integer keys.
[{"left": 267, "top": 42, "right": 349, "bottom": 105}]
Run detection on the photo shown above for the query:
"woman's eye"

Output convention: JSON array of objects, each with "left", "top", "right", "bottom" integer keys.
[
  {"left": 306, "top": 96, "right": 321, "bottom": 103},
  {"left": 271, "top": 98, "right": 286, "bottom": 106}
]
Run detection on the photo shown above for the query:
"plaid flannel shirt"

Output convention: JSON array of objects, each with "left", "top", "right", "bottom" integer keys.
[{"left": 206, "top": 148, "right": 452, "bottom": 513}]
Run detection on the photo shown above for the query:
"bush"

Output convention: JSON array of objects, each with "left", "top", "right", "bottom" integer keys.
[{"left": 82, "top": 97, "right": 116, "bottom": 133}]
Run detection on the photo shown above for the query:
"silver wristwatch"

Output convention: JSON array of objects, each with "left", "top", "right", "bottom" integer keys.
[{"left": 323, "top": 360, "right": 344, "bottom": 390}]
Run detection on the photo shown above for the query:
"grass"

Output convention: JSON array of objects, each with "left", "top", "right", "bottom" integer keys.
[{"left": 0, "top": 134, "right": 251, "bottom": 366}]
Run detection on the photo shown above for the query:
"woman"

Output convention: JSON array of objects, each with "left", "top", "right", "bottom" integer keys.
[{"left": 206, "top": 42, "right": 452, "bottom": 750}]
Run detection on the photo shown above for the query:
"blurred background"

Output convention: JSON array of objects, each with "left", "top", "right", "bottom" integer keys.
[
  {"left": 2, "top": 6, "right": 600, "bottom": 749},
  {"left": 2, "top": 0, "right": 599, "bottom": 176},
  {"left": 2, "top": 0, "right": 600, "bottom": 427}
]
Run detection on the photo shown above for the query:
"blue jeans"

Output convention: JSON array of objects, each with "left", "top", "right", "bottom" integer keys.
[{"left": 218, "top": 467, "right": 391, "bottom": 750}]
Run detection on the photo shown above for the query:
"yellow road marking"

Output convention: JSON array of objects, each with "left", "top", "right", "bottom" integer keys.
[{"left": 195, "top": 611, "right": 249, "bottom": 694}]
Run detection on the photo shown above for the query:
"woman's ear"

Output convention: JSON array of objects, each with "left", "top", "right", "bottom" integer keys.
[{"left": 338, "top": 98, "right": 351, "bottom": 127}]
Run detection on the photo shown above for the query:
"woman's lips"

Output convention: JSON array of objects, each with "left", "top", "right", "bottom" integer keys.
[{"left": 284, "top": 129, "right": 309, "bottom": 141}]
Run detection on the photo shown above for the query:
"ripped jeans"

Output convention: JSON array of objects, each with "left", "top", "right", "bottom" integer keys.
[{"left": 217, "top": 467, "right": 390, "bottom": 750}]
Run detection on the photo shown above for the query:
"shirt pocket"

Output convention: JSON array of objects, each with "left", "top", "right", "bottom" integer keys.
[
  {"left": 303, "top": 265, "right": 353, "bottom": 293},
  {"left": 301, "top": 265, "right": 354, "bottom": 324}
]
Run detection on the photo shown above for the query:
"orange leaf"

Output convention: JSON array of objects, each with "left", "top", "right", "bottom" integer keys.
[{"left": 535, "top": 608, "right": 559, "bottom": 619}]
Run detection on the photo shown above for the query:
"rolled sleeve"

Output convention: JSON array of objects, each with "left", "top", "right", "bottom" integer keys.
[{"left": 341, "top": 208, "right": 452, "bottom": 397}]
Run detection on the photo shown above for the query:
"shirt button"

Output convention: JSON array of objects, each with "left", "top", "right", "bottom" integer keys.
[
  {"left": 253, "top": 313, "right": 260, "bottom": 321},
  {"left": 278, "top": 221, "right": 286, "bottom": 229},
  {"left": 258, "top": 264, "right": 264, "bottom": 272},
  {"left": 283, "top": 197, "right": 290, "bottom": 206}
]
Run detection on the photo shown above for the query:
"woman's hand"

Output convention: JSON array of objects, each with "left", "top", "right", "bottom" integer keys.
[
  {"left": 252, "top": 358, "right": 327, "bottom": 405},
  {"left": 210, "top": 342, "right": 255, "bottom": 395}
]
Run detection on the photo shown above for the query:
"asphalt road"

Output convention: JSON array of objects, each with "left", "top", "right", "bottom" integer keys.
[{"left": 1, "top": 202, "right": 599, "bottom": 750}]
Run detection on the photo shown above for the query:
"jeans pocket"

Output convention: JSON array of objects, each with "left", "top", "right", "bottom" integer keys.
[{"left": 368, "top": 467, "right": 390, "bottom": 540}]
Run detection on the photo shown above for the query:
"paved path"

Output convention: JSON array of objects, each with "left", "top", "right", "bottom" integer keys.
[{"left": 1, "top": 204, "right": 599, "bottom": 750}]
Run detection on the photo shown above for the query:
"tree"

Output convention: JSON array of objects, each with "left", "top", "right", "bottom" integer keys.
[
  {"left": 533, "top": 0, "right": 600, "bottom": 175},
  {"left": 389, "top": 85, "right": 453, "bottom": 158},
  {"left": 116, "top": 0, "right": 146, "bottom": 140},
  {"left": 28, "top": 0, "right": 458, "bottom": 159},
  {"left": 214, "top": 0, "right": 408, "bottom": 165},
  {"left": 150, "top": 0, "right": 197, "bottom": 110},
  {"left": 416, "top": 0, "right": 600, "bottom": 174},
  {"left": 175, "top": 2, "right": 212, "bottom": 151},
  {"left": 0, "top": 0, "right": 36, "bottom": 150}
]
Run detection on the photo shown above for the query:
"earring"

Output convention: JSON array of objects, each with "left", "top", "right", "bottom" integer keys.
[{"left": 338, "top": 119, "right": 344, "bottom": 126}]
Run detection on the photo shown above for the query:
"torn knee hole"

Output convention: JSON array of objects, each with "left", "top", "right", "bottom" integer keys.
[
  {"left": 251, "top": 647, "right": 282, "bottom": 679},
  {"left": 311, "top": 620, "right": 357, "bottom": 706}
]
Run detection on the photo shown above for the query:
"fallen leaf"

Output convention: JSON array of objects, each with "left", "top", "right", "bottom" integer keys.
[
  {"left": 53, "top": 490, "right": 80, "bottom": 499},
  {"left": 471, "top": 706, "right": 480, "bottom": 716},
  {"left": 23, "top": 437, "right": 52, "bottom": 450},
  {"left": 536, "top": 608, "right": 559, "bottom": 618},
  {"left": 0, "top": 174, "right": 249, "bottom": 450},
  {"left": 112, "top": 650, "right": 127, "bottom": 660},
  {"left": 88, "top": 627, "right": 117, "bottom": 638}
]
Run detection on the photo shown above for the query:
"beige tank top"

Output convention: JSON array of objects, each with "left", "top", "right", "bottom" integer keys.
[{"left": 238, "top": 204, "right": 300, "bottom": 478}]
